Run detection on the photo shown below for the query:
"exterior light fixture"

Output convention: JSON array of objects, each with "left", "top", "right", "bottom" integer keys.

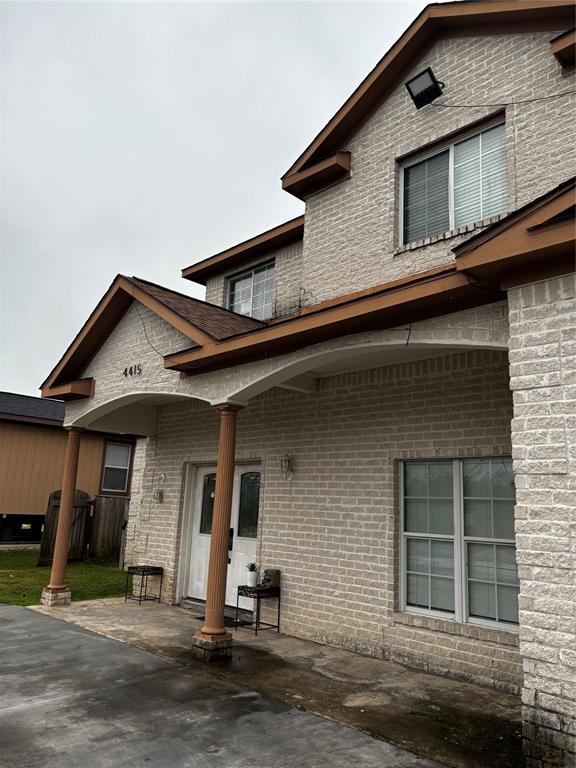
[
  {"left": 405, "top": 67, "right": 444, "bottom": 109},
  {"left": 280, "top": 453, "right": 294, "bottom": 481}
]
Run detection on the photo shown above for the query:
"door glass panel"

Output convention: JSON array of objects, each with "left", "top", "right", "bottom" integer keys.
[
  {"left": 199, "top": 473, "right": 216, "bottom": 534},
  {"left": 237, "top": 472, "right": 260, "bottom": 538}
]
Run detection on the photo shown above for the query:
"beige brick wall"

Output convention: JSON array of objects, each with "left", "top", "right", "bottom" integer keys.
[
  {"left": 204, "top": 240, "right": 303, "bottom": 319},
  {"left": 124, "top": 348, "right": 522, "bottom": 692},
  {"left": 508, "top": 274, "right": 576, "bottom": 767},
  {"left": 301, "top": 33, "right": 574, "bottom": 304}
]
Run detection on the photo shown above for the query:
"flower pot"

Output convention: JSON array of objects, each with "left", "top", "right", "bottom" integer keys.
[{"left": 246, "top": 571, "right": 258, "bottom": 587}]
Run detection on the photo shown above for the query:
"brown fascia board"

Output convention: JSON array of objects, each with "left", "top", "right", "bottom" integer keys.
[
  {"left": 0, "top": 413, "right": 64, "bottom": 428},
  {"left": 282, "top": 152, "right": 351, "bottom": 201},
  {"left": 42, "top": 378, "right": 96, "bottom": 402},
  {"left": 282, "top": 0, "right": 576, "bottom": 178},
  {"left": 454, "top": 180, "right": 576, "bottom": 287},
  {"left": 182, "top": 216, "right": 305, "bottom": 285},
  {"left": 164, "top": 265, "right": 504, "bottom": 374},
  {"left": 550, "top": 28, "right": 576, "bottom": 70},
  {"left": 41, "top": 275, "right": 211, "bottom": 397}
]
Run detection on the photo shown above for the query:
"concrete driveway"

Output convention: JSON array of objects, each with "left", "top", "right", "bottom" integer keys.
[{"left": 0, "top": 606, "right": 442, "bottom": 768}]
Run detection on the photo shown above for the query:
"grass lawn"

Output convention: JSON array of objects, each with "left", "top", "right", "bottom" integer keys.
[{"left": 0, "top": 550, "right": 130, "bottom": 606}]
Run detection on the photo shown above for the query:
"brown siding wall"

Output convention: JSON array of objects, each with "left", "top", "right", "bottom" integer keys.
[{"left": 0, "top": 423, "right": 105, "bottom": 516}]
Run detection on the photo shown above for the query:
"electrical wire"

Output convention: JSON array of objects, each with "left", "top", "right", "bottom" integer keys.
[
  {"left": 130, "top": 283, "right": 166, "bottom": 359},
  {"left": 430, "top": 89, "right": 575, "bottom": 110}
]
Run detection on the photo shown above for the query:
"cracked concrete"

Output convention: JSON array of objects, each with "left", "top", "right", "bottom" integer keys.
[{"left": 29, "top": 599, "right": 523, "bottom": 768}]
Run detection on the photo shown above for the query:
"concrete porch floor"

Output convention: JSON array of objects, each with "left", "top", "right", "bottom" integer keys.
[{"left": 31, "top": 599, "right": 523, "bottom": 768}]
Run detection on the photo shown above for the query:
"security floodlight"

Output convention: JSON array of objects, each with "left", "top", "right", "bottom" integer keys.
[{"left": 405, "top": 67, "right": 444, "bottom": 109}]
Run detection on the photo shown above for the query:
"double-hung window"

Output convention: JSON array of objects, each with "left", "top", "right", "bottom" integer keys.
[
  {"left": 101, "top": 442, "right": 132, "bottom": 493},
  {"left": 401, "top": 122, "right": 507, "bottom": 245},
  {"left": 400, "top": 457, "right": 518, "bottom": 628},
  {"left": 228, "top": 262, "right": 275, "bottom": 320}
]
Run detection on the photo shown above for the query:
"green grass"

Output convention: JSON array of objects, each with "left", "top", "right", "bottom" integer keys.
[{"left": 0, "top": 550, "right": 130, "bottom": 606}]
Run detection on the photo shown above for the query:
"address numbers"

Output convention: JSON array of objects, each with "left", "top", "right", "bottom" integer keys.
[{"left": 123, "top": 365, "right": 142, "bottom": 377}]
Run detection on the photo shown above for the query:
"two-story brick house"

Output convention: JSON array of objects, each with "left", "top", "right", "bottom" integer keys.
[{"left": 39, "top": 2, "right": 575, "bottom": 765}]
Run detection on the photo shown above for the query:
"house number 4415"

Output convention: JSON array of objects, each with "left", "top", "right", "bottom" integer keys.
[{"left": 123, "top": 364, "right": 142, "bottom": 377}]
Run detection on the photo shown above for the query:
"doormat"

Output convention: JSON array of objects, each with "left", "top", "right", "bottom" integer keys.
[{"left": 196, "top": 615, "right": 237, "bottom": 628}]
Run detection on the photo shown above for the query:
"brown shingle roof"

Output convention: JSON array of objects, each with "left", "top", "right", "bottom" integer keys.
[{"left": 128, "top": 276, "right": 266, "bottom": 341}]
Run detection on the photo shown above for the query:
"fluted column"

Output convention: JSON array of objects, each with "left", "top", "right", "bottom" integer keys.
[
  {"left": 200, "top": 404, "right": 242, "bottom": 637},
  {"left": 41, "top": 426, "right": 83, "bottom": 606}
]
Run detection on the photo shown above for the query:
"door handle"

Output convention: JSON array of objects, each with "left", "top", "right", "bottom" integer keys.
[{"left": 228, "top": 528, "right": 234, "bottom": 552}]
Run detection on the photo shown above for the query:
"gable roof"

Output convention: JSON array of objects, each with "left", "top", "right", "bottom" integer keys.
[
  {"left": 41, "top": 275, "right": 265, "bottom": 398},
  {"left": 130, "top": 277, "right": 265, "bottom": 339},
  {"left": 0, "top": 391, "right": 65, "bottom": 425},
  {"left": 282, "top": 0, "right": 575, "bottom": 198}
]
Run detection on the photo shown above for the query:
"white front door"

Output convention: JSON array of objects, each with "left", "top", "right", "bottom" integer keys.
[{"left": 187, "top": 465, "right": 260, "bottom": 611}]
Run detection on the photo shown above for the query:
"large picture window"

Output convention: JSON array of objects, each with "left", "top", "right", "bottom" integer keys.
[
  {"left": 229, "top": 262, "right": 275, "bottom": 320},
  {"left": 400, "top": 457, "right": 518, "bottom": 628},
  {"left": 101, "top": 442, "right": 132, "bottom": 493},
  {"left": 401, "top": 122, "right": 507, "bottom": 244}
]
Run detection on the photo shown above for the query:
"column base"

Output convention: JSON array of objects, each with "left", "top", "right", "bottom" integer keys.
[
  {"left": 41, "top": 587, "right": 71, "bottom": 607},
  {"left": 191, "top": 631, "right": 233, "bottom": 661}
]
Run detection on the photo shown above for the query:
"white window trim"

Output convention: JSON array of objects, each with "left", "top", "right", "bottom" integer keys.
[
  {"left": 398, "top": 118, "right": 505, "bottom": 247},
  {"left": 227, "top": 260, "right": 275, "bottom": 320},
  {"left": 101, "top": 442, "right": 132, "bottom": 493},
  {"left": 398, "top": 458, "right": 519, "bottom": 633}
]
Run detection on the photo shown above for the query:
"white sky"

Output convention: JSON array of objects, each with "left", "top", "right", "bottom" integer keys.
[{"left": 1, "top": 0, "right": 432, "bottom": 396}]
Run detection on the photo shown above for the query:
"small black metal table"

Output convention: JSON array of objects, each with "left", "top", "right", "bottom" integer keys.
[
  {"left": 125, "top": 565, "right": 163, "bottom": 604},
  {"left": 235, "top": 585, "right": 281, "bottom": 635}
]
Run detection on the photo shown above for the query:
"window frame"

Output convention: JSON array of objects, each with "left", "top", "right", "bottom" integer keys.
[
  {"left": 227, "top": 260, "right": 275, "bottom": 320},
  {"left": 398, "top": 457, "right": 518, "bottom": 632},
  {"left": 100, "top": 440, "right": 134, "bottom": 496},
  {"left": 398, "top": 118, "right": 506, "bottom": 247}
]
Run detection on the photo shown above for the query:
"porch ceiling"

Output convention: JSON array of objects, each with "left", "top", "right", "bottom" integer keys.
[{"left": 68, "top": 392, "right": 210, "bottom": 436}]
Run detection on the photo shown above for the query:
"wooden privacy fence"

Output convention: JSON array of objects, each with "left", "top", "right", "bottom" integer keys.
[{"left": 38, "top": 491, "right": 129, "bottom": 567}]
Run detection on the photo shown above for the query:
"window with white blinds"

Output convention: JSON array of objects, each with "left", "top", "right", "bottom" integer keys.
[
  {"left": 402, "top": 122, "right": 507, "bottom": 244},
  {"left": 228, "top": 262, "right": 275, "bottom": 320}
]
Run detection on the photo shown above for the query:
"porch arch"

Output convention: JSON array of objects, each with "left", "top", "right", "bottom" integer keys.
[
  {"left": 68, "top": 391, "right": 212, "bottom": 436},
  {"left": 225, "top": 335, "right": 508, "bottom": 404}
]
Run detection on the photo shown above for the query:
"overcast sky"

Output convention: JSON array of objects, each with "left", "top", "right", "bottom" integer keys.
[{"left": 1, "top": 0, "right": 432, "bottom": 397}]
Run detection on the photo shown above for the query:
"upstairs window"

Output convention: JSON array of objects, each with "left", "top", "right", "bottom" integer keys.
[
  {"left": 401, "top": 122, "right": 507, "bottom": 244},
  {"left": 101, "top": 442, "right": 132, "bottom": 493},
  {"left": 229, "top": 262, "right": 275, "bottom": 320}
]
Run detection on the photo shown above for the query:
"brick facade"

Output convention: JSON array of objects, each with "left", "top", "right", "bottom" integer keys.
[
  {"left": 302, "top": 33, "right": 574, "bottom": 306},
  {"left": 58, "top": 21, "right": 576, "bottom": 768},
  {"left": 508, "top": 275, "right": 576, "bottom": 767},
  {"left": 122, "top": 347, "right": 522, "bottom": 693}
]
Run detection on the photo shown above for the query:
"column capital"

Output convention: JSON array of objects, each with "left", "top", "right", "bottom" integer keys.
[
  {"left": 215, "top": 403, "right": 244, "bottom": 415},
  {"left": 65, "top": 425, "right": 85, "bottom": 435}
]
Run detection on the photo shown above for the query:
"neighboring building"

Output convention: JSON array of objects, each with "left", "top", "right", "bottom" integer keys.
[
  {"left": 40, "top": 2, "right": 575, "bottom": 766},
  {"left": 0, "top": 392, "right": 134, "bottom": 543}
]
